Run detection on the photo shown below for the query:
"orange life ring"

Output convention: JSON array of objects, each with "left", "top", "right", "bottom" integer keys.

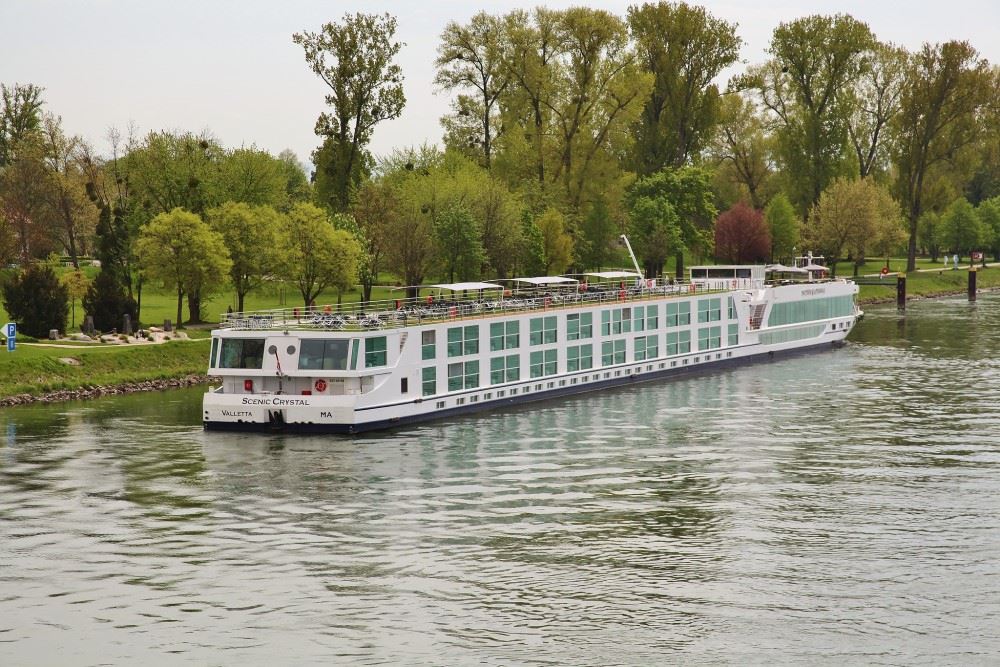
[
  {"left": 449, "top": 306, "right": 457, "bottom": 319},
  {"left": 544, "top": 296, "right": 551, "bottom": 308},
  {"left": 618, "top": 289, "right": 626, "bottom": 301},
  {"left": 314, "top": 379, "right": 327, "bottom": 392}
]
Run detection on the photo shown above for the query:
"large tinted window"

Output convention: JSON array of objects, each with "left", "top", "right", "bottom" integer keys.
[
  {"left": 219, "top": 339, "right": 265, "bottom": 369},
  {"left": 298, "top": 339, "right": 351, "bottom": 370}
]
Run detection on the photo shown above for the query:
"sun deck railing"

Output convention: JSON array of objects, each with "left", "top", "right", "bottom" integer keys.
[{"left": 217, "top": 277, "right": 839, "bottom": 332}]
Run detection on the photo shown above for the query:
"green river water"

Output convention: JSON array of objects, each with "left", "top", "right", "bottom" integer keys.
[{"left": 1, "top": 295, "right": 999, "bottom": 665}]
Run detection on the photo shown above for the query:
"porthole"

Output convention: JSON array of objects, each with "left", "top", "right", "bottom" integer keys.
[{"left": 286, "top": 345, "right": 296, "bottom": 355}]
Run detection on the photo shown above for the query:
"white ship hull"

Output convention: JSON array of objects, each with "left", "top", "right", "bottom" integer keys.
[{"left": 203, "top": 276, "right": 860, "bottom": 434}]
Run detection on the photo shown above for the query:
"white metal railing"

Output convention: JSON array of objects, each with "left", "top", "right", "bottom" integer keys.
[{"left": 218, "top": 277, "right": 841, "bottom": 332}]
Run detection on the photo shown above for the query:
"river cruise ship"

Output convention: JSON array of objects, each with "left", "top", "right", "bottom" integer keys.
[{"left": 203, "top": 259, "right": 860, "bottom": 434}]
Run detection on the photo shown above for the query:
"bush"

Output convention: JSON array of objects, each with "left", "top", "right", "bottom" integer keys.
[
  {"left": 82, "top": 270, "right": 138, "bottom": 333},
  {"left": 2, "top": 264, "right": 69, "bottom": 338}
]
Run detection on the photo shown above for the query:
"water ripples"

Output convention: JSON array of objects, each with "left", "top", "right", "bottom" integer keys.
[{"left": 3, "top": 295, "right": 1000, "bottom": 664}]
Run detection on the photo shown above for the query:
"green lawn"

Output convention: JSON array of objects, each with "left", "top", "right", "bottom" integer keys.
[{"left": 0, "top": 338, "right": 210, "bottom": 397}]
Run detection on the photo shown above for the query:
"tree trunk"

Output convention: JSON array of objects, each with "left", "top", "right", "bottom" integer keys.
[
  {"left": 675, "top": 251, "right": 684, "bottom": 281},
  {"left": 187, "top": 291, "right": 201, "bottom": 324},
  {"left": 175, "top": 284, "right": 183, "bottom": 329},
  {"left": 237, "top": 291, "right": 246, "bottom": 314}
]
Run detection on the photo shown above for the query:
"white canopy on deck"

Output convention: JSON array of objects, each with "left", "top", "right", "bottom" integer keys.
[
  {"left": 583, "top": 271, "right": 641, "bottom": 280},
  {"left": 429, "top": 281, "right": 504, "bottom": 291},
  {"left": 511, "top": 276, "right": 579, "bottom": 286},
  {"left": 766, "top": 263, "right": 808, "bottom": 274}
]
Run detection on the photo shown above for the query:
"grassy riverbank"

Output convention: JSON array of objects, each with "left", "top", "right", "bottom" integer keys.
[
  {"left": 0, "top": 339, "right": 210, "bottom": 399},
  {"left": 857, "top": 266, "right": 1000, "bottom": 303}
]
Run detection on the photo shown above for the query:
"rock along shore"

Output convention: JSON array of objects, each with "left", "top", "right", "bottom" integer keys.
[{"left": 0, "top": 374, "right": 213, "bottom": 408}]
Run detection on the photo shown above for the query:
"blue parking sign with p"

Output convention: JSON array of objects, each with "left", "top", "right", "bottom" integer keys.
[{"left": 5, "top": 323, "right": 15, "bottom": 351}]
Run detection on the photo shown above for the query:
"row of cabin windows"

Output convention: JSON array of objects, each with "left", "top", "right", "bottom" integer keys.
[{"left": 422, "top": 326, "right": 732, "bottom": 396}]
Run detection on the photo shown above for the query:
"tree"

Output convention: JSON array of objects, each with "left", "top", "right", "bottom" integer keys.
[
  {"left": 206, "top": 202, "right": 283, "bottom": 313},
  {"left": 294, "top": 13, "right": 405, "bottom": 212},
  {"left": 0, "top": 135, "right": 54, "bottom": 261},
  {"left": 764, "top": 193, "right": 799, "bottom": 261},
  {"left": 134, "top": 208, "right": 231, "bottom": 325},
  {"left": 433, "top": 202, "right": 484, "bottom": 282},
  {"left": 60, "top": 269, "right": 91, "bottom": 329},
  {"left": 747, "top": 14, "right": 875, "bottom": 216},
  {"left": 350, "top": 179, "right": 398, "bottom": 303},
  {"left": 714, "top": 202, "right": 770, "bottom": 263},
  {"left": 806, "top": 177, "right": 901, "bottom": 275},
  {"left": 626, "top": 166, "right": 717, "bottom": 276},
  {"left": 535, "top": 207, "right": 573, "bottom": 274},
  {"left": 279, "top": 203, "right": 360, "bottom": 307},
  {"left": 940, "top": 197, "right": 983, "bottom": 260},
  {"left": 977, "top": 197, "right": 1000, "bottom": 261},
  {"left": 846, "top": 42, "right": 907, "bottom": 179},
  {"left": 123, "top": 130, "right": 225, "bottom": 218},
  {"left": 917, "top": 211, "right": 944, "bottom": 263},
  {"left": 2, "top": 264, "right": 68, "bottom": 338},
  {"left": 37, "top": 114, "right": 98, "bottom": 268},
  {"left": 435, "top": 12, "right": 509, "bottom": 169},
  {"left": 628, "top": 1, "right": 741, "bottom": 172},
  {"left": 891, "top": 41, "right": 992, "bottom": 271},
  {"left": 218, "top": 147, "right": 291, "bottom": 208},
  {"left": 0, "top": 82, "right": 44, "bottom": 168},
  {"left": 711, "top": 94, "right": 772, "bottom": 209},
  {"left": 577, "top": 196, "right": 618, "bottom": 270},
  {"left": 82, "top": 270, "right": 137, "bottom": 333}
]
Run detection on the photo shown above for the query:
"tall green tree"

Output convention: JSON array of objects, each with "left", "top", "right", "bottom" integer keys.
[
  {"left": 0, "top": 82, "right": 44, "bottom": 168},
  {"left": 711, "top": 94, "right": 772, "bottom": 209},
  {"left": 535, "top": 207, "right": 573, "bottom": 274},
  {"left": 764, "top": 193, "right": 799, "bottom": 261},
  {"left": 977, "top": 197, "right": 1000, "bottom": 260},
  {"left": 278, "top": 202, "right": 360, "bottom": 308},
  {"left": 2, "top": 264, "right": 68, "bottom": 338},
  {"left": 218, "top": 147, "right": 291, "bottom": 208},
  {"left": 350, "top": 179, "right": 398, "bottom": 304},
  {"left": 433, "top": 202, "right": 484, "bottom": 282},
  {"left": 134, "top": 208, "right": 231, "bottom": 325},
  {"left": 628, "top": 1, "right": 741, "bottom": 172},
  {"left": 576, "top": 196, "right": 618, "bottom": 270},
  {"left": 747, "top": 14, "right": 875, "bottom": 216},
  {"left": 435, "top": 12, "right": 509, "bottom": 169},
  {"left": 294, "top": 13, "right": 405, "bottom": 212},
  {"left": 847, "top": 42, "right": 907, "bottom": 179},
  {"left": 940, "top": 197, "right": 983, "bottom": 259},
  {"left": 891, "top": 41, "right": 992, "bottom": 270},
  {"left": 206, "top": 202, "right": 283, "bottom": 313}
]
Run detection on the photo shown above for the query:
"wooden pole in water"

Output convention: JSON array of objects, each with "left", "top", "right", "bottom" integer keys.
[
  {"left": 969, "top": 267, "right": 977, "bottom": 301},
  {"left": 896, "top": 273, "right": 906, "bottom": 309}
]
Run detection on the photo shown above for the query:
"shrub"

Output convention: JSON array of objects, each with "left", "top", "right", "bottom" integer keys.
[{"left": 2, "top": 264, "right": 69, "bottom": 338}]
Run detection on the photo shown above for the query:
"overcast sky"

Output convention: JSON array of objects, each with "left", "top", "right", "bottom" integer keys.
[{"left": 3, "top": 0, "right": 998, "bottom": 169}]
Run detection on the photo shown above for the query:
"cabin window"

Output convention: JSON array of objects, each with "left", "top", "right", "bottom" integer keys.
[
  {"left": 447, "top": 360, "right": 479, "bottom": 391},
  {"left": 447, "top": 325, "right": 479, "bottom": 357},
  {"left": 210, "top": 337, "right": 219, "bottom": 368},
  {"left": 728, "top": 323, "right": 739, "bottom": 346},
  {"left": 666, "top": 331, "right": 691, "bottom": 356},
  {"left": 697, "top": 298, "right": 722, "bottom": 323},
  {"left": 349, "top": 340, "right": 359, "bottom": 370},
  {"left": 698, "top": 326, "right": 722, "bottom": 351},
  {"left": 566, "top": 312, "right": 592, "bottom": 340},
  {"left": 601, "top": 309, "right": 631, "bottom": 336},
  {"left": 400, "top": 377, "right": 408, "bottom": 394},
  {"left": 728, "top": 297, "right": 736, "bottom": 320},
  {"left": 219, "top": 338, "right": 265, "bottom": 369},
  {"left": 666, "top": 302, "right": 690, "bottom": 327},
  {"left": 529, "top": 349, "right": 557, "bottom": 378},
  {"left": 365, "top": 336, "right": 387, "bottom": 367},
  {"left": 567, "top": 344, "right": 593, "bottom": 372},
  {"left": 767, "top": 296, "right": 855, "bottom": 327},
  {"left": 422, "top": 367, "right": 436, "bottom": 396},
  {"left": 529, "top": 316, "right": 557, "bottom": 345},
  {"left": 645, "top": 305, "right": 659, "bottom": 330},
  {"left": 490, "top": 320, "right": 519, "bottom": 351},
  {"left": 298, "top": 339, "right": 350, "bottom": 370},
  {"left": 421, "top": 330, "right": 436, "bottom": 360},
  {"left": 601, "top": 339, "right": 626, "bottom": 366},
  {"left": 490, "top": 354, "right": 520, "bottom": 384},
  {"left": 634, "top": 336, "right": 658, "bottom": 361}
]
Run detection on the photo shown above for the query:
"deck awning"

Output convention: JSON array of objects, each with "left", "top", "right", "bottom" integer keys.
[
  {"left": 801, "top": 263, "right": 828, "bottom": 272},
  {"left": 511, "top": 276, "right": 579, "bottom": 286},
  {"left": 429, "top": 281, "right": 504, "bottom": 291},
  {"left": 583, "top": 271, "right": 641, "bottom": 280},
  {"left": 766, "top": 263, "right": 808, "bottom": 274}
]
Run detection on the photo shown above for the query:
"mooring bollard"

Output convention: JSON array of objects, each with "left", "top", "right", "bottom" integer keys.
[
  {"left": 969, "top": 267, "right": 977, "bottom": 301},
  {"left": 123, "top": 313, "right": 132, "bottom": 335},
  {"left": 896, "top": 273, "right": 906, "bottom": 309}
]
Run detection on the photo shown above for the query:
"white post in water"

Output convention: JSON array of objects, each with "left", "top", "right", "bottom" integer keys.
[{"left": 619, "top": 234, "right": 645, "bottom": 291}]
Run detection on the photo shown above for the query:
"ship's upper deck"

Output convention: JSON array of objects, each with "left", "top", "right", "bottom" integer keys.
[{"left": 217, "top": 266, "right": 846, "bottom": 333}]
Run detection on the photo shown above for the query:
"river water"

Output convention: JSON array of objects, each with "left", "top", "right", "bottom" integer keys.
[{"left": 2, "top": 295, "right": 999, "bottom": 665}]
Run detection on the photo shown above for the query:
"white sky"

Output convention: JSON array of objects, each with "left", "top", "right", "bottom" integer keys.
[{"left": 3, "top": 0, "right": 998, "bottom": 170}]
